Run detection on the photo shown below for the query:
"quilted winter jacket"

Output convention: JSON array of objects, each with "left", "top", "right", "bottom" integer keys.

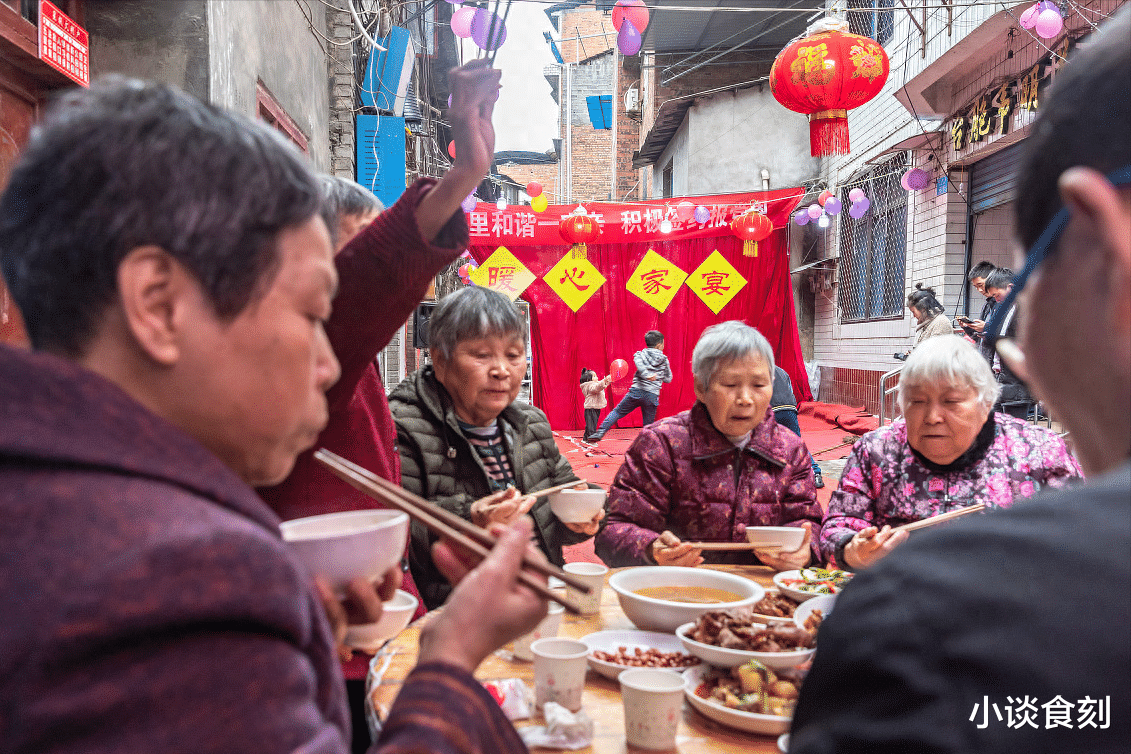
[
  {"left": 596, "top": 402, "right": 823, "bottom": 567},
  {"left": 389, "top": 367, "right": 592, "bottom": 609}
]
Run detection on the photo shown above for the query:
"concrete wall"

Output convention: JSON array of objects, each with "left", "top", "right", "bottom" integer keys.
[
  {"left": 208, "top": 0, "right": 332, "bottom": 172},
  {"left": 86, "top": 1, "right": 210, "bottom": 97},
  {"left": 651, "top": 85, "right": 817, "bottom": 197}
]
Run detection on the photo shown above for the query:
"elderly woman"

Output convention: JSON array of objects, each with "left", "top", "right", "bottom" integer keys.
[
  {"left": 390, "top": 286, "right": 601, "bottom": 608},
  {"left": 595, "top": 321, "right": 823, "bottom": 569},
  {"left": 820, "top": 336, "right": 1082, "bottom": 570}
]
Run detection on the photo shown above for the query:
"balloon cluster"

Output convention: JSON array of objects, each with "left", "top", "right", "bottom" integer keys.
[
  {"left": 613, "top": 0, "right": 648, "bottom": 56},
  {"left": 794, "top": 189, "right": 845, "bottom": 228},
  {"left": 457, "top": 252, "right": 479, "bottom": 285},
  {"left": 1019, "top": 1, "right": 1064, "bottom": 39},
  {"left": 527, "top": 182, "right": 548, "bottom": 213},
  {"left": 901, "top": 168, "right": 931, "bottom": 192},
  {"left": 451, "top": 6, "right": 508, "bottom": 51}
]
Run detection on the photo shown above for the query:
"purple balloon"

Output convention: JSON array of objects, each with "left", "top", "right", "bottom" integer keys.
[
  {"left": 447, "top": 94, "right": 453, "bottom": 108},
  {"left": 617, "top": 19, "right": 642, "bottom": 56},
  {"left": 460, "top": 193, "right": 477, "bottom": 212},
  {"left": 471, "top": 9, "right": 507, "bottom": 50},
  {"left": 905, "top": 168, "right": 931, "bottom": 191},
  {"left": 451, "top": 7, "right": 475, "bottom": 38},
  {"left": 848, "top": 202, "right": 867, "bottom": 219},
  {"left": 824, "top": 197, "right": 843, "bottom": 215},
  {"left": 848, "top": 187, "right": 866, "bottom": 203},
  {"left": 793, "top": 210, "right": 810, "bottom": 226},
  {"left": 857, "top": 196, "right": 871, "bottom": 212},
  {"left": 694, "top": 205, "right": 710, "bottom": 224},
  {"left": 807, "top": 203, "right": 823, "bottom": 220}
]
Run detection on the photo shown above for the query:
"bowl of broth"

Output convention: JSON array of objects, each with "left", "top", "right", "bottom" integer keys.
[
  {"left": 280, "top": 509, "right": 408, "bottom": 593},
  {"left": 608, "top": 566, "right": 764, "bottom": 633}
]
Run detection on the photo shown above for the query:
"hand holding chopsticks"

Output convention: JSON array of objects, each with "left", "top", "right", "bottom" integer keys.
[{"left": 313, "top": 449, "right": 590, "bottom": 615}]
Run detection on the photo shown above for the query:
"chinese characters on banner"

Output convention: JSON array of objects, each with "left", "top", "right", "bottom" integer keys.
[
  {"left": 625, "top": 249, "right": 688, "bottom": 314},
  {"left": 686, "top": 250, "right": 748, "bottom": 314},
  {"left": 543, "top": 254, "right": 606, "bottom": 313},
  {"left": 468, "top": 247, "right": 536, "bottom": 301},
  {"left": 38, "top": 0, "right": 89, "bottom": 88}
]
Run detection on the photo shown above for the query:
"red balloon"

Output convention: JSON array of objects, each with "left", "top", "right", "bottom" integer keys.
[
  {"left": 818, "top": 190, "right": 835, "bottom": 206},
  {"left": 448, "top": 141, "right": 456, "bottom": 160},
  {"left": 526, "top": 181, "right": 543, "bottom": 197},
  {"left": 612, "top": 0, "right": 649, "bottom": 33},
  {"left": 610, "top": 358, "right": 631, "bottom": 381}
]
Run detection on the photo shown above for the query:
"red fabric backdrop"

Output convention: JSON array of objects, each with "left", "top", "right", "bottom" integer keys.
[{"left": 469, "top": 189, "right": 808, "bottom": 431}]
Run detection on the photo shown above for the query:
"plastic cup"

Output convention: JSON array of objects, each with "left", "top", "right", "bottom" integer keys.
[
  {"left": 531, "top": 637, "right": 589, "bottom": 712},
  {"left": 563, "top": 562, "right": 608, "bottom": 615},
  {"left": 619, "top": 668, "right": 685, "bottom": 750},
  {"left": 511, "top": 602, "right": 564, "bottom": 661}
]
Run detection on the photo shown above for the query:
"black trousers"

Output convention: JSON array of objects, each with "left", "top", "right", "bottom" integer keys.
[{"left": 584, "top": 408, "right": 601, "bottom": 438}]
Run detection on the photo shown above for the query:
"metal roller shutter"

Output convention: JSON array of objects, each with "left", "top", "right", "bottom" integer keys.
[{"left": 970, "top": 140, "right": 1027, "bottom": 214}]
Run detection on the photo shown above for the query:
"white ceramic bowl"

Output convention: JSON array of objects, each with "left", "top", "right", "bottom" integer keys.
[
  {"left": 280, "top": 509, "right": 409, "bottom": 591},
  {"left": 580, "top": 629, "right": 694, "bottom": 680},
  {"left": 793, "top": 593, "right": 836, "bottom": 630},
  {"left": 744, "top": 526, "right": 806, "bottom": 550},
  {"left": 675, "top": 622, "right": 815, "bottom": 670},
  {"left": 608, "top": 566, "right": 764, "bottom": 633},
  {"left": 773, "top": 569, "right": 853, "bottom": 602},
  {"left": 548, "top": 488, "right": 606, "bottom": 523},
  {"left": 778, "top": 733, "right": 791, "bottom": 753},
  {"left": 684, "top": 664, "right": 792, "bottom": 736},
  {"left": 344, "top": 589, "right": 418, "bottom": 651}
]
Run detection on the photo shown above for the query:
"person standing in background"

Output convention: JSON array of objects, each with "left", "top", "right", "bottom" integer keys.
[
  {"left": 771, "top": 366, "right": 824, "bottom": 488},
  {"left": 588, "top": 330, "right": 673, "bottom": 442},
  {"left": 580, "top": 368, "right": 612, "bottom": 441},
  {"left": 956, "top": 260, "right": 997, "bottom": 346}
]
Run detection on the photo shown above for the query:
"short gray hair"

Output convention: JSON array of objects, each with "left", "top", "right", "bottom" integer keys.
[
  {"left": 320, "top": 175, "right": 383, "bottom": 220},
  {"left": 428, "top": 286, "right": 527, "bottom": 361},
  {"left": 897, "top": 335, "right": 1001, "bottom": 410},
  {"left": 691, "top": 321, "right": 775, "bottom": 391}
]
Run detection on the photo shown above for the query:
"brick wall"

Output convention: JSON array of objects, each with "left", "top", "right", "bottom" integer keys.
[
  {"left": 497, "top": 162, "right": 560, "bottom": 203},
  {"left": 325, "top": 6, "right": 355, "bottom": 177}
]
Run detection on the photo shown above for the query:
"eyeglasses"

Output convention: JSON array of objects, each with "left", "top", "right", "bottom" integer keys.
[{"left": 984, "top": 164, "right": 1131, "bottom": 349}]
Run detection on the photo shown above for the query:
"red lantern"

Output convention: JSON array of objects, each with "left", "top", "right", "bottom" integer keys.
[
  {"left": 559, "top": 209, "right": 601, "bottom": 260},
  {"left": 770, "top": 28, "right": 890, "bottom": 157},
  {"left": 730, "top": 210, "right": 773, "bottom": 257}
]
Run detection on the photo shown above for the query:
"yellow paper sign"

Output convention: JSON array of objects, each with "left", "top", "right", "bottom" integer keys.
[
  {"left": 469, "top": 246, "right": 536, "bottom": 301},
  {"left": 544, "top": 252, "right": 606, "bottom": 312},
  {"left": 625, "top": 249, "right": 687, "bottom": 313},
  {"left": 687, "top": 250, "right": 748, "bottom": 314}
]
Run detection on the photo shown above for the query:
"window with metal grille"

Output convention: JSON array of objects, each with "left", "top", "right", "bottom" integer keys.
[
  {"left": 847, "top": 0, "right": 894, "bottom": 45},
  {"left": 837, "top": 152, "right": 908, "bottom": 322}
]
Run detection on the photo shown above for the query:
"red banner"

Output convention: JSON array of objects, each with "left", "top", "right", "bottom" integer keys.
[
  {"left": 467, "top": 187, "right": 803, "bottom": 246},
  {"left": 38, "top": 0, "right": 89, "bottom": 88}
]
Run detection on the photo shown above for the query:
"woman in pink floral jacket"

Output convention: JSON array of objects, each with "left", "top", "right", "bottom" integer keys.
[{"left": 820, "top": 336, "right": 1082, "bottom": 569}]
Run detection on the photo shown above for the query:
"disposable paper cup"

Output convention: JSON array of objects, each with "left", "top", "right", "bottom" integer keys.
[
  {"left": 512, "top": 602, "right": 564, "bottom": 661},
  {"left": 531, "top": 637, "right": 589, "bottom": 712},
  {"left": 563, "top": 562, "right": 608, "bottom": 615},
  {"left": 619, "top": 668, "right": 685, "bottom": 750}
]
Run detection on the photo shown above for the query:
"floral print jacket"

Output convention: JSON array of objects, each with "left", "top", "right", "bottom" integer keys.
[
  {"left": 819, "top": 413, "right": 1082, "bottom": 564},
  {"left": 595, "top": 402, "right": 822, "bottom": 567}
]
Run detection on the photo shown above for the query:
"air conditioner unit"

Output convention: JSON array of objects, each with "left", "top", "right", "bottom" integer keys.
[
  {"left": 624, "top": 85, "right": 641, "bottom": 113},
  {"left": 360, "top": 26, "right": 416, "bottom": 116}
]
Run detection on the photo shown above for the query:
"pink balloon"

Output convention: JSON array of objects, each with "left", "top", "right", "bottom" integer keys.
[
  {"left": 610, "top": 358, "right": 631, "bottom": 381},
  {"left": 1035, "top": 6, "right": 1063, "bottom": 38},
  {"left": 900, "top": 170, "right": 913, "bottom": 191},
  {"left": 848, "top": 187, "right": 866, "bottom": 203},
  {"left": 675, "top": 200, "right": 695, "bottom": 221},
  {"left": 617, "top": 19, "right": 642, "bottom": 56},
  {"left": 451, "top": 7, "right": 475, "bottom": 38},
  {"left": 612, "top": 0, "right": 650, "bottom": 33},
  {"left": 1019, "top": 2, "right": 1039, "bottom": 28},
  {"left": 794, "top": 210, "right": 810, "bottom": 226},
  {"left": 471, "top": 9, "right": 507, "bottom": 50},
  {"left": 807, "top": 203, "right": 823, "bottom": 220}
]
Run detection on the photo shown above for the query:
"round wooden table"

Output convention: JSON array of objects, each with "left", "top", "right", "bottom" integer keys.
[{"left": 367, "top": 564, "right": 787, "bottom": 753}]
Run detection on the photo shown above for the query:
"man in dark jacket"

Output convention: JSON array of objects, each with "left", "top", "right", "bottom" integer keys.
[
  {"left": 789, "top": 8, "right": 1130, "bottom": 752},
  {"left": 771, "top": 366, "right": 824, "bottom": 488},
  {"left": 588, "top": 329, "right": 673, "bottom": 441},
  {"left": 0, "top": 66, "right": 542, "bottom": 754}
]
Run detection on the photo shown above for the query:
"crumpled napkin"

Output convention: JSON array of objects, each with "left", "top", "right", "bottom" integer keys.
[{"left": 519, "top": 702, "right": 594, "bottom": 750}]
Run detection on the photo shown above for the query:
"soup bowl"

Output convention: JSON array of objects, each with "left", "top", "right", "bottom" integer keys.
[
  {"left": 608, "top": 566, "right": 764, "bottom": 633},
  {"left": 280, "top": 509, "right": 408, "bottom": 593}
]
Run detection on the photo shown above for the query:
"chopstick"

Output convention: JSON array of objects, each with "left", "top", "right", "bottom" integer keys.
[
  {"left": 894, "top": 503, "right": 986, "bottom": 533},
  {"left": 521, "top": 479, "right": 591, "bottom": 501},
  {"left": 313, "top": 449, "right": 591, "bottom": 615},
  {"left": 684, "top": 542, "right": 761, "bottom": 551}
]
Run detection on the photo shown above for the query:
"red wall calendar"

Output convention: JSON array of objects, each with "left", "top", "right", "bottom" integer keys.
[{"left": 38, "top": 0, "right": 88, "bottom": 88}]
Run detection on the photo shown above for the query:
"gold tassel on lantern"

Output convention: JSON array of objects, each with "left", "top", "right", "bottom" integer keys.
[
  {"left": 571, "top": 243, "right": 587, "bottom": 260},
  {"left": 743, "top": 240, "right": 757, "bottom": 257}
]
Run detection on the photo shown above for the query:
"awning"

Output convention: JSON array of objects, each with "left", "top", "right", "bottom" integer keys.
[
  {"left": 632, "top": 98, "right": 695, "bottom": 168},
  {"left": 791, "top": 256, "right": 837, "bottom": 274}
]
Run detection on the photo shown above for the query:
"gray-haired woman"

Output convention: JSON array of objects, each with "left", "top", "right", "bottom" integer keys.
[
  {"left": 595, "top": 320, "right": 823, "bottom": 569},
  {"left": 820, "top": 336, "right": 1082, "bottom": 569},
  {"left": 389, "top": 286, "right": 601, "bottom": 609}
]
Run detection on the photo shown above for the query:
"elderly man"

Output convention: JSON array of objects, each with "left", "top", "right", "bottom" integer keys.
[
  {"left": 0, "top": 66, "right": 542, "bottom": 754},
  {"left": 788, "top": 8, "right": 1130, "bottom": 753}
]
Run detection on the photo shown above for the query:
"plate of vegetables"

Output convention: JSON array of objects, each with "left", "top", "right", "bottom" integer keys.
[{"left": 773, "top": 568, "right": 853, "bottom": 601}]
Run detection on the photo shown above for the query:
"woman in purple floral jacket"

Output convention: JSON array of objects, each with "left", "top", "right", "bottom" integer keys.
[
  {"left": 821, "top": 336, "right": 1082, "bottom": 569},
  {"left": 596, "top": 322, "right": 822, "bottom": 570}
]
